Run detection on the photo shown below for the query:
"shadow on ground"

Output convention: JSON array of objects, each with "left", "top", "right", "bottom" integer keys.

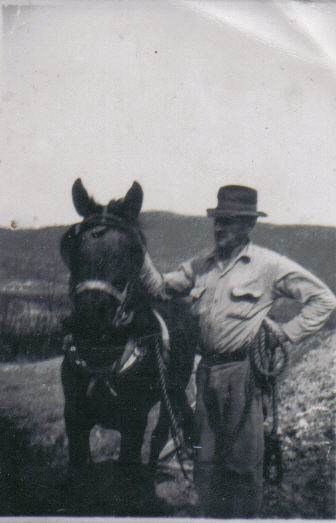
[
  {"left": 0, "top": 416, "right": 199, "bottom": 517},
  {"left": 0, "top": 411, "right": 334, "bottom": 518}
]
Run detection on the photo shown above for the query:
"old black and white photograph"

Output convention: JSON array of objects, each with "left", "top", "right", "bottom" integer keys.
[{"left": 0, "top": 0, "right": 335, "bottom": 519}]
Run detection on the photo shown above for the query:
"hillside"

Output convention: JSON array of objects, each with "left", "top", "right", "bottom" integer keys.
[{"left": 0, "top": 213, "right": 335, "bottom": 292}]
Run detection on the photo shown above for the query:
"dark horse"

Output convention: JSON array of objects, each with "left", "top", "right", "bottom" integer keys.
[{"left": 60, "top": 179, "right": 194, "bottom": 499}]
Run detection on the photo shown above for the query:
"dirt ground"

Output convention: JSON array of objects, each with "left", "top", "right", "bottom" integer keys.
[{"left": 0, "top": 329, "right": 334, "bottom": 518}]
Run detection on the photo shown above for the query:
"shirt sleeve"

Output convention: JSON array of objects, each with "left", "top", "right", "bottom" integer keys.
[
  {"left": 139, "top": 252, "right": 194, "bottom": 299},
  {"left": 273, "top": 255, "right": 336, "bottom": 344},
  {"left": 163, "top": 259, "right": 195, "bottom": 296},
  {"left": 138, "top": 252, "right": 167, "bottom": 299}
]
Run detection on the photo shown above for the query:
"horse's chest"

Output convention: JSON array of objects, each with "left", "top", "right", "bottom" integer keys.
[{"left": 62, "top": 338, "right": 159, "bottom": 424}]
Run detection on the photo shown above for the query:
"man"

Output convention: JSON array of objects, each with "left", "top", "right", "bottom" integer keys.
[{"left": 140, "top": 185, "right": 336, "bottom": 518}]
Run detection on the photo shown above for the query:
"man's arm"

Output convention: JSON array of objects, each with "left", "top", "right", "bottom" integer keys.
[
  {"left": 139, "top": 251, "right": 194, "bottom": 300},
  {"left": 272, "top": 256, "right": 336, "bottom": 344}
]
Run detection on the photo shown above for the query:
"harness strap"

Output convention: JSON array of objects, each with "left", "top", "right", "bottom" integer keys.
[
  {"left": 62, "top": 335, "right": 143, "bottom": 379},
  {"left": 152, "top": 308, "right": 170, "bottom": 353}
]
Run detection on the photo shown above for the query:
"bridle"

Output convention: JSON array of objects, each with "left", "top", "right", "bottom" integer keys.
[
  {"left": 63, "top": 210, "right": 192, "bottom": 481},
  {"left": 72, "top": 278, "right": 136, "bottom": 328},
  {"left": 69, "top": 212, "right": 143, "bottom": 329}
]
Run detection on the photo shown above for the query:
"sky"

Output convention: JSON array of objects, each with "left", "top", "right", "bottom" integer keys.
[{"left": 1, "top": 0, "right": 336, "bottom": 228}]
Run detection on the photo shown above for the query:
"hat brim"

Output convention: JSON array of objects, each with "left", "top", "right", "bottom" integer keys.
[{"left": 207, "top": 208, "right": 267, "bottom": 218}]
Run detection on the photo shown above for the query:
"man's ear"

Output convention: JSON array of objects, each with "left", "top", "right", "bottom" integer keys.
[{"left": 248, "top": 217, "right": 258, "bottom": 230}]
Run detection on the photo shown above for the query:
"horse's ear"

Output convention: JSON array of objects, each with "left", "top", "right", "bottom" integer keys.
[
  {"left": 72, "top": 178, "right": 102, "bottom": 217},
  {"left": 122, "top": 181, "right": 143, "bottom": 221}
]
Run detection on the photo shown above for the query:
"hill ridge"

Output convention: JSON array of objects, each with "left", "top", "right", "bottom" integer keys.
[{"left": 0, "top": 212, "right": 334, "bottom": 293}]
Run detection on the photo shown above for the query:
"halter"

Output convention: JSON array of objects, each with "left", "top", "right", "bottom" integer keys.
[
  {"left": 70, "top": 211, "right": 143, "bottom": 329},
  {"left": 72, "top": 279, "right": 135, "bottom": 328}
]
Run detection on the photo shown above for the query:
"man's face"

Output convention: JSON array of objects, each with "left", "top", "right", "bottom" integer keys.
[{"left": 214, "top": 216, "right": 256, "bottom": 254}]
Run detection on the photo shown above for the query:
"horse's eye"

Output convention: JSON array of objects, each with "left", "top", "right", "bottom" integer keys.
[{"left": 91, "top": 227, "right": 107, "bottom": 239}]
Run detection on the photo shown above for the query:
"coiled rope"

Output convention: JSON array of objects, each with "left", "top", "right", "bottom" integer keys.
[
  {"left": 226, "top": 325, "right": 288, "bottom": 483},
  {"left": 251, "top": 325, "right": 289, "bottom": 482},
  {"left": 250, "top": 326, "right": 289, "bottom": 436}
]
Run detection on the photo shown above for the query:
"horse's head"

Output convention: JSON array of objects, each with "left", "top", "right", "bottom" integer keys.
[{"left": 61, "top": 179, "right": 146, "bottom": 346}]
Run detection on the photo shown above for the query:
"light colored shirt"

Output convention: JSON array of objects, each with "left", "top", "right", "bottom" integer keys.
[{"left": 140, "top": 244, "right": 336, "bottom": 354}]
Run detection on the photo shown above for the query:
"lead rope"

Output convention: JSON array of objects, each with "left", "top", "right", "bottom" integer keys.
[
  {"left": 226, "top": 327, "right": 288, "bottom": 482},
  {"left": 250, "top": 326, "right": 289, "bottom": 482},
  {"left": 251, "top": 326, "right": 289, "bottom": 434},
  {"left": 154, "top": 337, "right": 192, "bottom": 483}
]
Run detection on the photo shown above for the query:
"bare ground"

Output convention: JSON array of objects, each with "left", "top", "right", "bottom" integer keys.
[{"left": 0, "top": 329, "right": 334, "bottom": 518}]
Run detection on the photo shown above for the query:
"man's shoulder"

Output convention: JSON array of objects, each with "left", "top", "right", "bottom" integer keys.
[
  {"left": 248, "top": 243, "right": 291, "bottom": 271},
  {"left": 249, "top": 243, "right": 284, "bottom": 261}
]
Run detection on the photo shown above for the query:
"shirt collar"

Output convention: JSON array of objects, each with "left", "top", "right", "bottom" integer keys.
[
  {"left": 238, "top": 241, "right": 253, "bottom": 263},
  {"left": 205, "top": 241, "right": 253, "bottom": 269}
]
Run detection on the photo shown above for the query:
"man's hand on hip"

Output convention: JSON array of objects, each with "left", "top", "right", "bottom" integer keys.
[{"left": 264, "top": 317, "right": 288, "bottom": 347}]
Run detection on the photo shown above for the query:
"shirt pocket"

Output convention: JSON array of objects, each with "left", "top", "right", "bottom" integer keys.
[{"left": 228, "top": 285, "right": 263, "bottom": 319}]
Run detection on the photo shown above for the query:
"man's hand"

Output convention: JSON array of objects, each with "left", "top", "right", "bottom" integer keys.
[{"left": 264, "top": 317, "right": 288, "bottom": 347}]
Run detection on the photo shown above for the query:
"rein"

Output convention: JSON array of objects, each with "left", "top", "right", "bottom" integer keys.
[{"left": 154, "top": 335, "right": 192, "bottom": 483}]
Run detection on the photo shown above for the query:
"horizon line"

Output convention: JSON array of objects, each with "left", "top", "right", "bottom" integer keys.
[{"left": 0, "top": 210, "right": 335, "bottom": 232}]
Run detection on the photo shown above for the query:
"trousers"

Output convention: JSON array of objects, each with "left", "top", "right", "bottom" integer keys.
[{"left": 193, "top": 356, "right": 264, "bottom": 518}]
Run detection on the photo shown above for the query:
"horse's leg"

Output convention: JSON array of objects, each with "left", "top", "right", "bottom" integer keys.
[
  {"left": 176, "top": 390, "right": 195, "bottom": 449},
  {"left": 118, "top": 406, "right": 156, "bottom": 508},
  {"left": 64, "top": 400, "right": 93, "bottom": 475},
  {"left": 62, "top": 360, "right": 93, "bottom": 475},
  {"left": 119, "top": 407, "right": 148, "bottom": 466}
]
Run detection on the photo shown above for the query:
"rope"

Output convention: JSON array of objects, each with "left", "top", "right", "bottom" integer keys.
[
  {"left": 224, "top": 326, "right": 288, "bottom": 483},
  {"left": 250, "top": 325, "right": 289, "bottom": 482},
  {"left": 154, "top": 337, "right": 192, "bottom": 483},
  {"left": 250, "top": 326, "right": 289, "bottom": 435}
]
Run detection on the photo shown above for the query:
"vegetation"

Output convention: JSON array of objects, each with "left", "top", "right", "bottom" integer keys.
[
  {"left": 0, "top": 214, "right": 334, "bottom": 516},
  {"left": 0, "top": 214, "right": 335, "bottom": 287},
  {"left": 0, "top": 214, "right": 335, "bottom": 361}
]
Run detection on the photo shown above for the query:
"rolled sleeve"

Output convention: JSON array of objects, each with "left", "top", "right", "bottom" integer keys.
[
  {"left": 163, "top": 259, "right": 194, "bottom": 296},
  {"left": 139, "top": 252, "right": 167, "bottom": 299},
  {"left": 273, "top": 257, "right": 336, "bottom": 343},
  {"left": 139, "top": 253, "right": 194, "bottom": 299}
]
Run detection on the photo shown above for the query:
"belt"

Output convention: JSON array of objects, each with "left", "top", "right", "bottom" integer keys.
[{"left": 202, "top": 346, "right": 248, "bottom": 365}]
